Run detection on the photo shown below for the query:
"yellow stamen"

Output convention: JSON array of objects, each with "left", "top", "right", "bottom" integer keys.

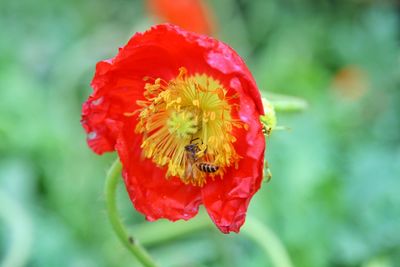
[{"left": 135, "top": 67, "right": 243, "bottom": 186}]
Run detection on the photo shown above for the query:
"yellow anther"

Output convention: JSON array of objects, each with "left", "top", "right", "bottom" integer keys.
[
  {"left": 210, "top": 112, "right": 216, "bottom": 121},
  {"left": 208, "top": 136, "right": 216, "bottom": 146}
]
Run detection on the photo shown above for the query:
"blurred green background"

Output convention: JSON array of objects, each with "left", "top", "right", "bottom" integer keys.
[{"left": 1, "top": 0, "right": 399, "bottom": 266}]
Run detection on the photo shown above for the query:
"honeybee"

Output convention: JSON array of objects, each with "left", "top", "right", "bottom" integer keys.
[{"left": 184, "top": 139, "right": 219, "bottom": 179}]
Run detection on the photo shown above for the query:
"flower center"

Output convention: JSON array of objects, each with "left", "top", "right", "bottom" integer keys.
[
  {"left": 167, "top": 110, "right": 198, "bottom": 139},
  {"left": 135, "top": 67, "right": 242, "bottom": 186}
]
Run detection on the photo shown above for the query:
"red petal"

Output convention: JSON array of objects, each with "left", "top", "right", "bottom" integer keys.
[
  {"left": 81, "top": 29, "right": 180, "bottom": 154},
  {"left": 116, "top": 119, "right": 202, "bottom": 221},
  {"left": 203, "top": 45, "right": 264, "bottom": 115},
  {"left": 201, "top": 94, "right": 265, "bottom": 233}
]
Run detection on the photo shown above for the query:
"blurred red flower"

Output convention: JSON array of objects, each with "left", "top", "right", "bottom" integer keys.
[
  {"left": 147, "top": 0, "right": 215, "bottom": 35},
  {"left": 81, "top": 24, "right": 265, "bottom": 233}
]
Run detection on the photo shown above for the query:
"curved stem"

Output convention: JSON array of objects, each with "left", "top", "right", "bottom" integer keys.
[
  {"left": 242, "top": 217, "right": 294, "bottom": 267},
  {"left": 105, "top": 159, "right": 158, "bottom": 267}
]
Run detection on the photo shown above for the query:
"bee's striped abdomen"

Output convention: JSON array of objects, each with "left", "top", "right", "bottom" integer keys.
[{"left": 197, "top": 163, "right": 219, "bottom": 173}]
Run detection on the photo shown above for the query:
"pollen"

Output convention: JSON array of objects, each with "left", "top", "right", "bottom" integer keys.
[{"left": 135, "top": 67, "right": 243, "bottom": 186}]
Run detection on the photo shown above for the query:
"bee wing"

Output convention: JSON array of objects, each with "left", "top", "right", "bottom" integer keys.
[
  {"left": 184, "top": 148, "right": 203, "bottom": 183},
  {"left": 192, "top": 165, "right": 201, "bottom": 181},
  {"left": 185, "top": 160, "right": 194, "bottom": 178},
  {"left": 184, "top": 149, "right": 196, "bottom": 179},
  {"left": 185, "top": 161, "right": 202, "bottom": 181}
]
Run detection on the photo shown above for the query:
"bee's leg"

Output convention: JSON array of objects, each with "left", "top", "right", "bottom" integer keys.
[
  {"left": 190, "top": 137, "right": 200, "bottom": 144},
  {"left": 196, "top": 143, "right": 207, "bottom": 158}
]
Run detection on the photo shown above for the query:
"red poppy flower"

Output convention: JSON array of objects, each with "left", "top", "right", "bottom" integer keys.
[
  {"left": 81, "top": 24, "right": 265, "bottom": 233},
  {"left": 146, "top": 0, "right": 215, "bottom": 35}
]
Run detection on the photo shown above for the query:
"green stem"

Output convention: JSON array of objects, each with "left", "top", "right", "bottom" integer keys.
[
  {"left": 105, "top": 159, "right": 158, "bottom": 267},
  {"left": 242, "top": 217, "right": 294, "bottom": 267}
]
